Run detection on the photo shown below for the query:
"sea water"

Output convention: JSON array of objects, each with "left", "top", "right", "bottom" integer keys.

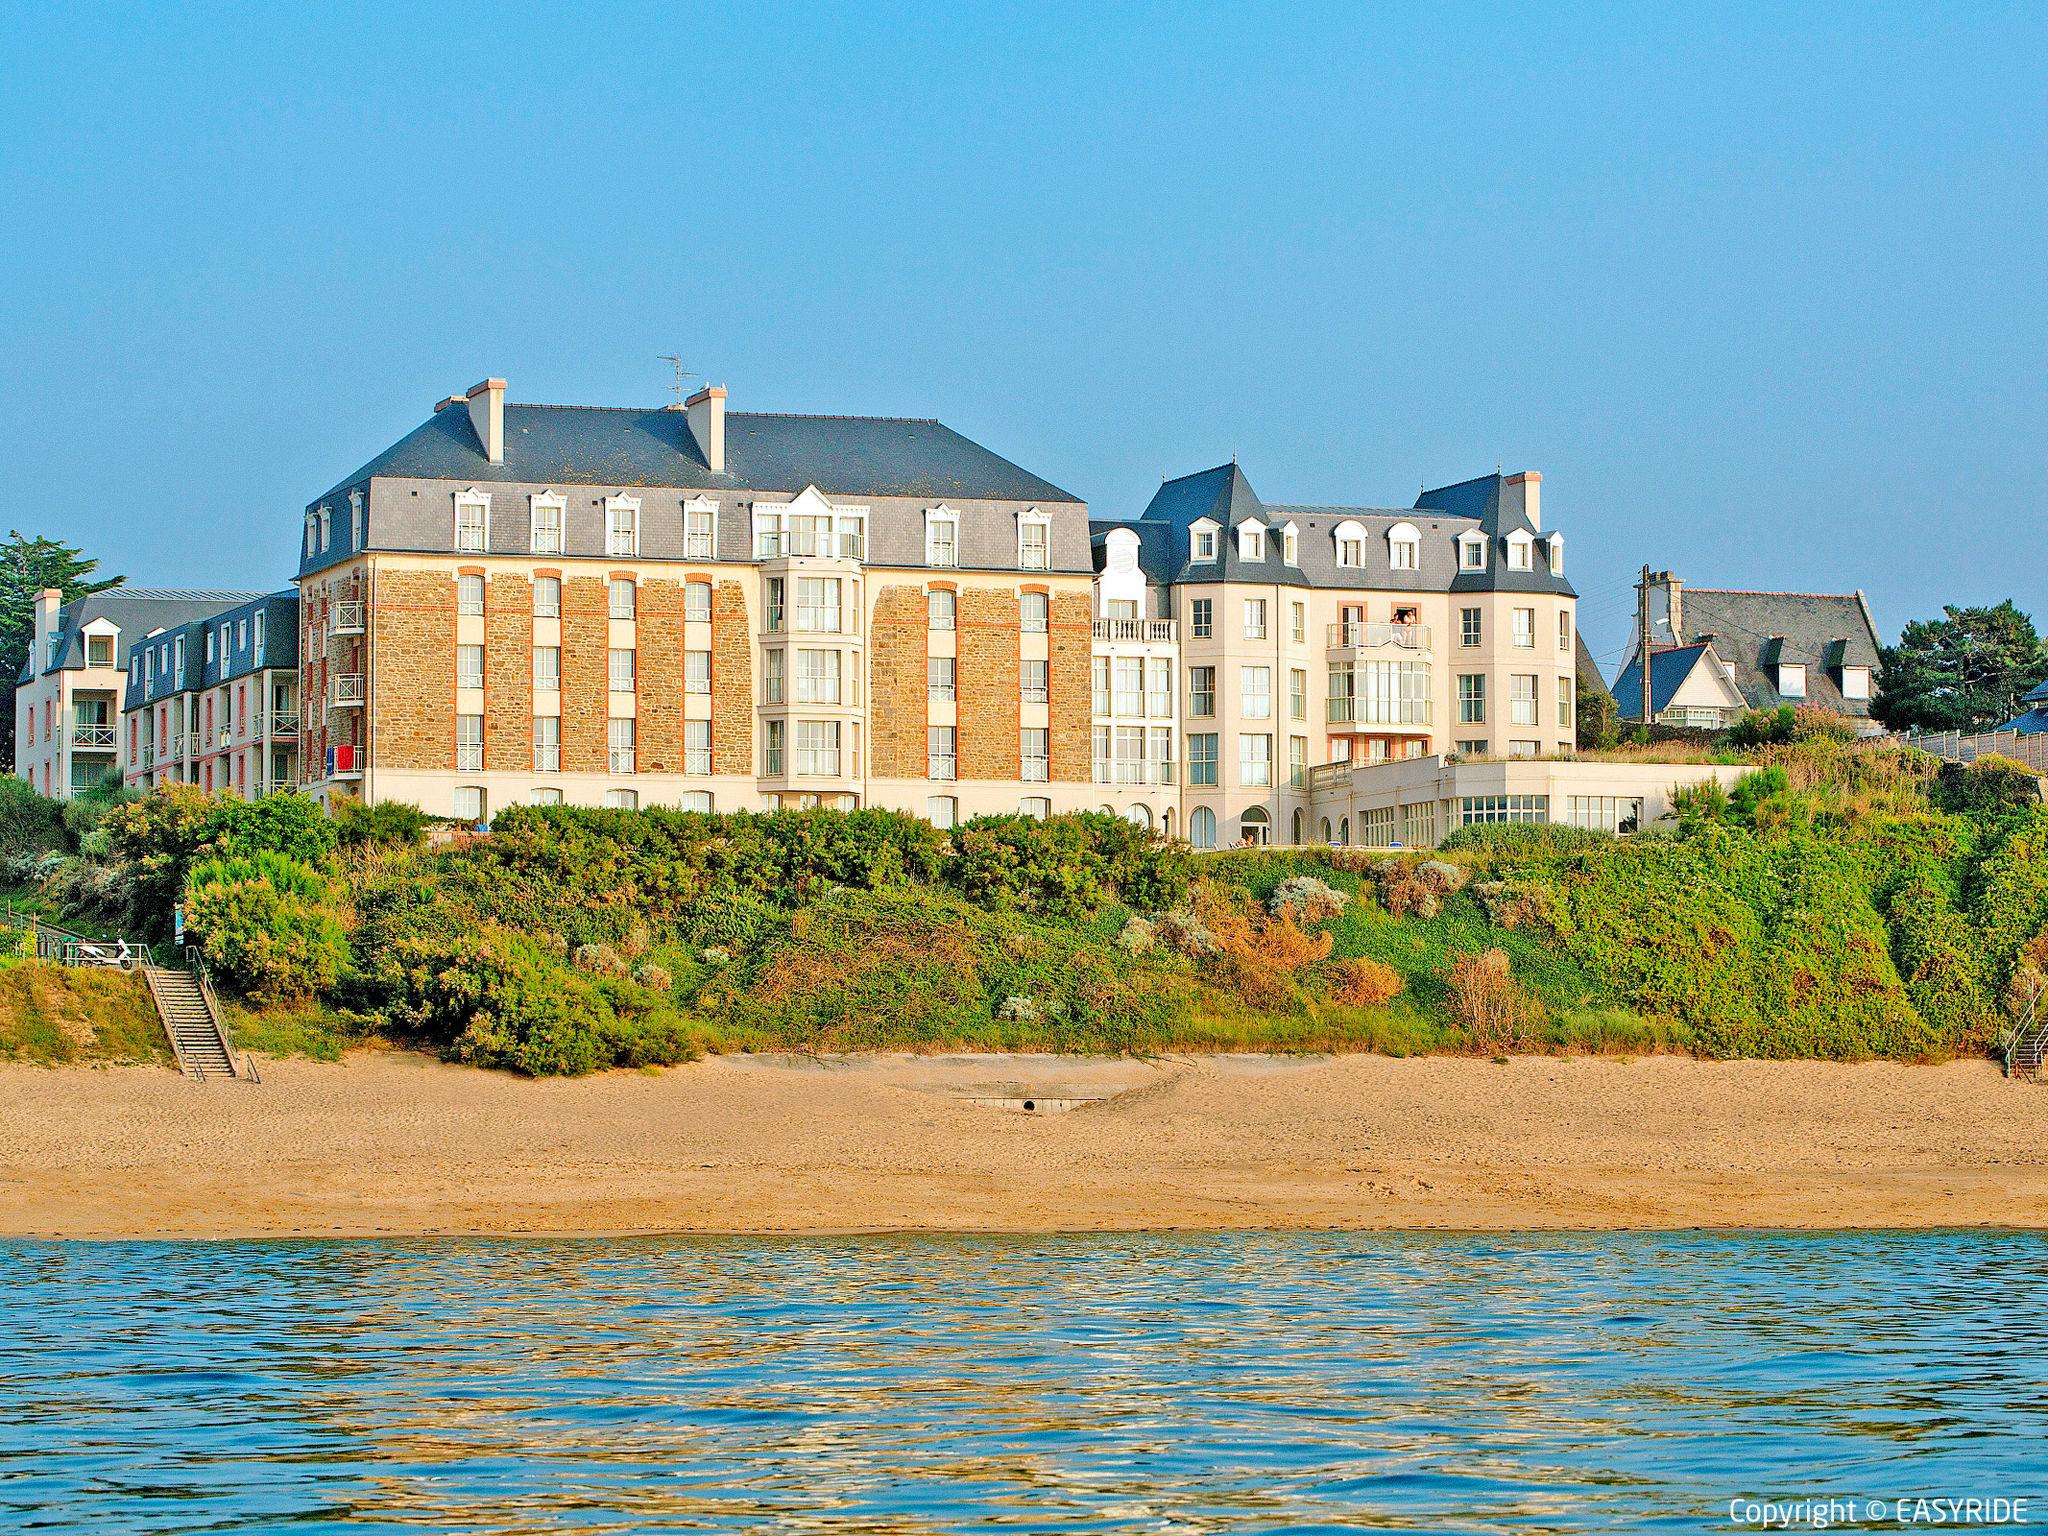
[{"left": 1, "top": 1232, "right": 2043, "bottom": 1533}]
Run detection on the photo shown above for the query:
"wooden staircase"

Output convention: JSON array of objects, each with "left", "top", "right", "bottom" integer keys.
[{"left": 144, "top": 963, "right": 253, "bottom": 1082}]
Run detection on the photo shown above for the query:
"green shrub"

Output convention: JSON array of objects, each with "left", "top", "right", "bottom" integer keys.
[
  {"left": 0, "top": 778, "right": 67, "bottom": 862},
  {"left": 1729, "top": 704, "right": 1797, "bottom": 748},
  {"left": 332, "top": 798, "right": 430, "bottom": 849},
  {"left": 1934, "top": 755, "right": 2046, "bottom": 822},
  {"left": 183, "top": 852, "right": 349, "bottom": 1003},
  {"left": 104, "top": 786, "right": 335, "bottom": 937}
]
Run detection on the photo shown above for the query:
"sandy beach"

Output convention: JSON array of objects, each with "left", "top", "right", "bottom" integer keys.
[{"left": 1, "top": 1049, "right": 2044, "bottom": 1238}]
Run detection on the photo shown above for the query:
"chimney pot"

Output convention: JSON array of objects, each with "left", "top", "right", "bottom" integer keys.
[
  {"left": 1502, "top": 470, "right": 1542, "bottom": 530},
  {"left": 466, "top": 378, "right": 507, "bottom": 465},
  {"left": 686, "top": 383, "right": 727, "bottom": 475}
]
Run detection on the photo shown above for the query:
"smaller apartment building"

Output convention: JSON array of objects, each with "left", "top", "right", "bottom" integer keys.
[
  {"left": 15, "top": 588, "right": 269, "bottom": 799},
  {"left": 121, "top": 591, "right": 301, "bottom": 798}
]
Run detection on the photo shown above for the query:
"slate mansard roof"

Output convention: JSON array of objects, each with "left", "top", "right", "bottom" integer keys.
[
  {"left": 21, "top": 589, "right": 271, "bottom": 686},
  {"left": 123, "top": 590, "right": 300, "bottom": 711},
  {"left": 302, "top": 397, "right": 1088, "bottom": 579},
  {"left": 1092, "top": 463, "right": 1575, "bottom": 597},
  {"left": 1671, "top": 589, "right": 1883, "bottom": 717}
]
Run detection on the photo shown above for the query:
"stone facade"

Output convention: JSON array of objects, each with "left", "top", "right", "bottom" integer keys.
[
  {"left": 710, "top": 580, "right": 753, "bottom": 777},
  {"left": 638, "top": 577, "right": 685, "bottom": 776},
  {"left": 958, "top": 586, "right": 1021, "bottom": 781},
  {"left": 1048, "top": 590, "right": 1093, "bottom": 784},
  {"left": 368, "top": 568, "right": 453, "bottom": 771},
  {"left": 869, "top": 585, "right": 928, "bottom": 780},
  {"left": 484, "top": 573, "right": 532, "bottom": 772},
  {"left": 560, "top": 576, "right": 609, "bottom": 773}
]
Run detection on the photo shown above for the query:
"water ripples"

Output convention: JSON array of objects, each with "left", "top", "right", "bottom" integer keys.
[{"left": 0, "top": 1231, "right": 2044, "bottom": 1532}]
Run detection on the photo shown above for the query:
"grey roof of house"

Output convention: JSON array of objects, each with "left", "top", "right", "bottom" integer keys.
[
  {"left": 2024, "top": 676, "right": 2048, "bottom": 704},
  {"left": 1997, "top": 706, "right": 2048, "bottom": 736},
  {"left": 1575, "top": 631, "right": 1613, "bottom": 702},
  {"left": 313, "top": 402, "right": 1082, "bottom": 509},
  {"left": 1094, "top": 463, "right": 1574, "bottom": 596},
  {"left": 1674, "top": 588, "right": 1883, "bottom": 716},
  {"left": 21, "top": 589, "right": 270, "bottom": 685},
  {"left": 123, "top": 590, "right": 299, "bottom": 710},
  {"left": 1612, "top": 642, "right": 1716, "bottom": 720}
]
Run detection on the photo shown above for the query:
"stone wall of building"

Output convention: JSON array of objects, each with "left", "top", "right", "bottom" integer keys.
[
  {"left": 560, "top": 575, "right": 609, "bottom": 774},
  {"left": 958, "top": 586, "right": 1021, "bottom": 780},
  {"left": 870, "top": 584, "right": 928, "bottom": 779},
  {"left": 1049, "top": 589, "right": 1093, "bottom": 783},
  {"left": 638, "top": 577, "right": 685, "bottom": 776},
  {"left": 710, "top": 580, "right": 753, "bottom": 776},
  {"left": 368, "top": 567, "right": 454, "bottom": 771},
  {"left": 484, "top": 573, "right": 532, "bottom": 773}
]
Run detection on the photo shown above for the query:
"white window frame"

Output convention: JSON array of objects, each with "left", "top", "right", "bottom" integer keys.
[
  {"left": 1190, "top": 519, "right": 1220, "bottom": 563},
  {"left": 458, "top": 573, "right": 486, "bottom": 616},
  {"left": 1548, "top": 532, "right": 1565, "bottom": 576},
  {"left": 609, "top": 576, "right": 637, "bottom": 621},
  {"left": 684, "top": 719, "right": 712, "bottom": 775},
  {"left": 534, "top": 715, "right": 561, "bottom": 773},
  {"left": 1018, "top": 509, "right": 1052, "bottom": 571},
  {"left": 533, "top": 575, "right": 561, "bottom": 619},
  {"left": 1243, "top": 599, "right": 1267, "bottom": 641},
  {"left": 605, "top": 494, "right": 641, "bottom": 558},
  {"left": 685, "top": 649, "right": 712, "bottom": 695},
  {"left": 529, "top": 492, "right": 565, "bottom": 556},
  {"left": 317, "top": 504, "right": 331, "bottom": 552},
  {"left": 925, "top": 507, "right": 960, "bottom": 568},
  {"left": 1512, "top": 607, "right": 1535, "bottom": 649},
  {"left": 1387, "top": 521, "right": 1420, "bottom": 571},
  {"left": 754, "top": 503, "right": 787, "bottom": 559},
  {"left": 1237, "top": 522, "right": 1265, "bottom": 561},
  {"left": 533, "top": 645, "right": 561, "bottom": 692},
  {"left": 685, "top": 580, "right": 713, "bottom": 624},
  {"left": 1334, "top": 519, "right": 1368, "bottom": 568},
  {"left": 683, "top": 496, "right": 718, "bottom": 561},
  {"left": 457, "top": 644, "right": 485, "bottom": 691},
  {"left": 1778, "top": 662, "right": 1807, "bottom": 699},
  {"left": 1458, "top": 531, "right": 1488, "bottom": 571},
  {"left": 1280, "top": 524, "right": 1299, "bottom": 564},
  {"left": 1507, "top": 531, "right": 1535, "bottom": 570},
  {"left": 455, "top": 489, "right": 490, "bottom": 554},
  {"left": 1841, "top": 664, "right": 1871, "bottom": 702},
  {"left": 348, "top": 489, "right": 363, "bottom": 548}
]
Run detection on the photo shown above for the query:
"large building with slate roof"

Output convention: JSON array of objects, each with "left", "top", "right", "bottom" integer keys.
[
  {"left": 1090, "top": 460, "right": 1582, "bottom": 846},
  {"left": 295, "top": 378, "right": 1096, "bottom": 824},
  {"left": 1615, "top": 573, "right": 1883, "bottom": 725},
  {"left": 15, "top": 587, "right": 268, "bottom": 798}
]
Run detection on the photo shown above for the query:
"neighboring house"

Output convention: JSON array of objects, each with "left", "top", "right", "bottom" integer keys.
[
  {"left": 1615, "top": 572, "right": 1883, "bottom": 723},
  {"left": 1610, "top": 642, "right": 1748, "bottom": 730},
  {"left": 1997, "top": 678, "right": 2048, "bottom": 737},
  {"left": 1099, "top": 462, "right": 1579, "bottom": 848},
  {"left": 14, "top": 587, "right": 266, "bottom": 799},
  {"left": 121, "top": 591, "right": 301, "bottom": 799}
]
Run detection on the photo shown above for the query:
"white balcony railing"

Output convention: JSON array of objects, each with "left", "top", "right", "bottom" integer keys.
[
  {"left": 928, "top": 755, "right": 957, "bottom": 781},
  {"left": 608, "top": 748, "right": 636, "bottom": 774},
  {"left": 1327, "top": 621, "right": 1430, "bottom": 652},
  {"left": 69, "top": 723, "right": 116, "bottom": 750},
  {"left": 328, "top": 600, "right": 366, "bottom": 637},
  {"left": 260, "top": 711, "right": 300, "bottom": 738},
  {"left": 330, "top": 673, "right": 366, "bottom": 707},
  {"left": 1327, "top": 698, "right": 1433, "bottom": 726},
  {"left": 1092, "top": 759, "right": 1177, "bottom": 786},
  {"left": 1092, "top": 618, "right": 1178, "bottom": 643}
]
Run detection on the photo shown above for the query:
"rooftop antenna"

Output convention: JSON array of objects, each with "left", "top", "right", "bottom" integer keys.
[{"left": 657, "top": 353, "right": 698, "bottom": 406}]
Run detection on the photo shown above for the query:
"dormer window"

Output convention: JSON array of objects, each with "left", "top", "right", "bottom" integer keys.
[
  {"left": 1281, "top": 525, "right": 1298, "bottom": 564},
  {"left": 683, "top": 497, "right": 718, "bottom": 560},
  {"left": 1333, "top": 519, "right": 1368, "bottom": 568},
  {"left": 455, "top": 491, "right": 490, "bottom": 554},
  {"left": 605, "top": 495, "right": 640, "bottom": 557},
  {"left": 1841, "top": 665, "right": 1871, "bottom": 702},
  {"left": 349, "top": 489, "right": 364, "bottom": 547},
  {"left": 1387, "top": 521, "right": 1420, "bottom": 572},
  {"left": 304, "top": 513, "right": 317, "bottom": 558},
  {"left": 1191, "top": 520, "right": 1220, "bottom": 562},
  {"left": 1239, "top": 525, "right": 1264, "bottom": 561},
  {"left": 1018, "top": 509, "right": 1051, "bottom": 570},
  {"left": 1778, "top": 663, "right": 1807, "bottom": 698},
  {"left": 1548, "top": 533, "right": 1565, "bottom": 576},
  {"left": 1458, "top": 533, "right": 1488, "bottom": 571},
  {"left": 1507, "top": 531, "right": 1534, "bottom": 570},
  {"left": 925, "top": 507, "right": 959, "bottom": 567}
]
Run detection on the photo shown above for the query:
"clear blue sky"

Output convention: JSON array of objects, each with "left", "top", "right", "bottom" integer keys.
[{"left": 2, "top": 3, "right": 2042, "bottom": 672}]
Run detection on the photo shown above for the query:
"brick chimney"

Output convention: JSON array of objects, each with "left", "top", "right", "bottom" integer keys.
[
  {"left": 685, "top": 384, "right": 726, "bottom": 475},
  {"left": 1502, "top": 470, "right": 1541, "bottom": 530},
  {"left": 465, "top": 378, "right": 506, "bottom": 464}
]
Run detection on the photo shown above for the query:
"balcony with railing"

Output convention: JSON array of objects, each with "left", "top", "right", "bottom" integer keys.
[
  {"left": 330, "top": 673, "right": 366, "bottom": 708},
  {"left": 1327, "top": 697, "right": 1433, "bottom": 726},
  {"left": 1091, "top": 758, "right": 1177, "bottom": 786},
  {"left": 1092, "top": 618, "right": 1179, "bottom": 644},
  {"left": 256, "top": 710, "right": 300, "bottom": 738},
  {"left": 326, "top": 744, "right": 363, "bottom": 779},
  {"left": 69, "top": 722, "right": 117, "bottom": 751},
  {"left": 328, "top": 601, "right": 366, "bottom": 637},
  {"left": 1327, "top": 621, "right": 1431, "bottom": 656}
]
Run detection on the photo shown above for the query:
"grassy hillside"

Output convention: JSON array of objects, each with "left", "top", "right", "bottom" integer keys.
[
  {"left": 4, "top": 729, "right": 2046, "bottom": 1075},
  {"left": 0, "top": 961, "right": 166, "bottom": 1066}
]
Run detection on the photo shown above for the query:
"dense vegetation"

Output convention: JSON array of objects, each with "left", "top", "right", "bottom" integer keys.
[{"left": 2, "top": 727, "right": 2046, "bottom": 1076}]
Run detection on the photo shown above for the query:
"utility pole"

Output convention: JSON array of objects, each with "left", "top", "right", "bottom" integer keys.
[{"left": 1637, "top": 565, "right": 1654, "bottom": 728}]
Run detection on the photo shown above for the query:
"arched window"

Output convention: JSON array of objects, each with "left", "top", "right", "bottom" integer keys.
[
  {"left": 1239, "top": 805, "right": 1270, "bottom": 846},
  {"left": 1338, "top": 816, "right": 1351, "bottom": 846},
  {"left": 1387, "top": 521, "right": 1420, "bottom": 571},
  {"left": 1190, "top": 807, "right": 1218, "bottom": 849},
  {"left": 1125, "top": 804, "right": 1152, "bottom": 829},
  {"left": 1333, "top": 519, "right": 1368, "bottom": 567},
  {"left": 1162, "top": 807, "right": 1176, "bottom": 839},
  {"left": 1291, "top": 808, "right": 1304, "bottom": 844},
  {"left": 1320, "top": 817, "right": 1333, "bottom": 844}
]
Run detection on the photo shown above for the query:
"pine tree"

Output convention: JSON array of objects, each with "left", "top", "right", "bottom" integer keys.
[
  {"left": 1873, "top": 600, "right": 2047, "bottom": 734},
  {"left": 0, "top": 532, "right": 124, "bottom": 770}
]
